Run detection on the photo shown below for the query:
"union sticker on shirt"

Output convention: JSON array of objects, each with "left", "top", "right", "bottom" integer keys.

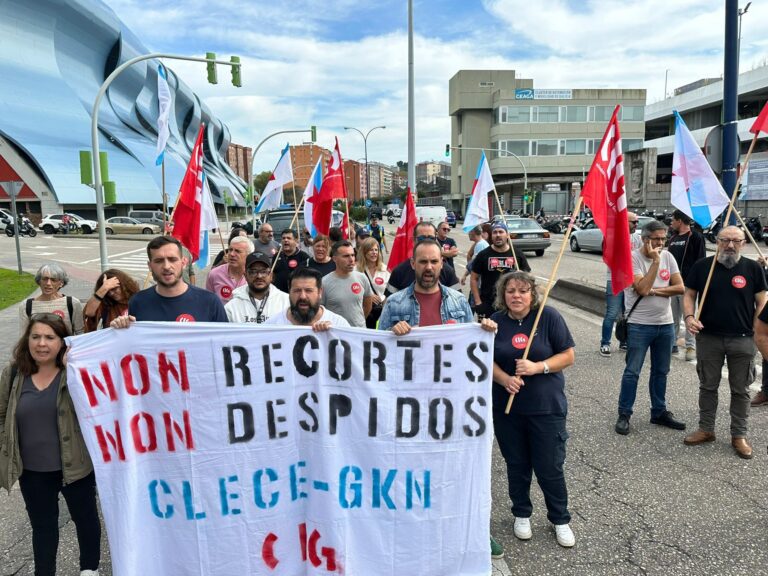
[
  {"left": 288, "top": 259, "right": 298, "bottom": 269},
  {"left": 374, "top": 277, "right": 384, "bottom": 285},
  {"left": 511, "top": 333, "right": 529, "bottom": 350},
  {"left": 175, "top": 313, "right": 196, "bottom": 323},
  {"left": 351, "top": 282, "right": 363, "bottom": 294},
  {"left": 52, "top": 309, "right": 65, "bottom": 319},
  {"left": 658, "top": 269, "right": 670, "bottom": 281},
  {"left": 220, "top": 286, "right": 233, "bottom": 299},
  {"left": 732, "top": 275, "right": 747, "bottom": 289}
]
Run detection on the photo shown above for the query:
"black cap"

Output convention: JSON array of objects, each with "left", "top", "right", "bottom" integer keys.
[{"left": 246, "top": 252, "right": 272, "bottom": 268}]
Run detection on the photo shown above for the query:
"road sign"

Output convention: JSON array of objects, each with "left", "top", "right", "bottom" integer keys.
[{"left": 365, "top": 199, "right": 372, "bottom": 207}]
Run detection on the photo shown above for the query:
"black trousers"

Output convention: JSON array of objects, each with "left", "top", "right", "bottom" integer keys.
[
  {"left": 18, "top": 470, "right": 101, "bottom": 576},
  {"left": 493, "top": 412, "right": 571, "bottom": 525}
]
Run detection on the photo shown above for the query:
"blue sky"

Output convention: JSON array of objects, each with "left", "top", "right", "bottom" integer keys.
[{"left": 108, "top": 0, "right": 767, "bottom": 174}]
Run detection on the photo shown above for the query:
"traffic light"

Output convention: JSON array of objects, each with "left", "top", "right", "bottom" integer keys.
[
  {"left": 206, "top": 52, "right": 217, "bottom": 84},
  {"left": 310, "top": 125, "right": 317, "bottom": 142},
  {"left": 523, "top": 194, "right": 530, "bottom": 202},
  {"left": 230, "top": 56, "right": 241, "bottom": 87},
  {"left": 445, "top": 144, "right": 450, "bottom": 157}
]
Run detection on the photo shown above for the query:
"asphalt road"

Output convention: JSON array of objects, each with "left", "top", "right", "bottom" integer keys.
[{"left": 1, "top": 230, "right": 768, "bottom": 575}]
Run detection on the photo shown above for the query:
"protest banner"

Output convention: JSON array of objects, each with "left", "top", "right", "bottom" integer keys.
[{"left": 66, "top": 323, "right": 493, "bottom": 575}]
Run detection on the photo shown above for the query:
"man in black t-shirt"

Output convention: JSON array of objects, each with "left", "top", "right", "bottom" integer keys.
[
  {"left": 667, "top": 210, "right": 706, "bottom": 359},
  {"left": 683, "top": 226, "right": 766, "bottom": 459},
  {"left": 471, "top": 222, "right": 531, "bottom": 318},
  {"left": 436, "top": 221, "right": 459, "bottom": 269},
  {"left": 272, "top": 229, "right": 310, "bottom": 292}
]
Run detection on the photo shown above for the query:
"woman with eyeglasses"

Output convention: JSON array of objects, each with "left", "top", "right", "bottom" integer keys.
[
  {"left": 0, "top": 314, "right": 101, "bottom": 576},
  {"left": 20, "top": 263, "right": 84, "bottom": 335},
  {"left": 356, "top": 237, "right": 390, "bottom": 328},
  {"left": 83, "top": 268, "right": 140, "bottom": 332},
  {"left": 490, "top": 271, "right": 577, "bottom": 548}
]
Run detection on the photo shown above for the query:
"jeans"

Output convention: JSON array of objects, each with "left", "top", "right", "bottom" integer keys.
[
  {"left": 18, "top": 471, "right": 101, "bottom": 576},
  {"left": 762, "top": 357, "right": 768, "bottom": 395},
  {"left": 618, "top": 323, "right": 674, "bottom": 418},
  {"left": 601, "top": 279, "right": 625, "bottom": 347},
  {"left": 695, "top": 332, "right": 755, "bottom": 437},
  {"left": 493, "top": 412, "right": 571, "bottom": 525},
  {"left": 670, "top": 294, "right": 696, "bottom": 350}
]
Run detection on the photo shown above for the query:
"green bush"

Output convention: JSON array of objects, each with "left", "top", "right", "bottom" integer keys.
[
  {"left": 0, "top": 268, "right": 38, "bottom": 310},
  {"left": 350, "top": 206, "right": 369, "bottom": 222}
]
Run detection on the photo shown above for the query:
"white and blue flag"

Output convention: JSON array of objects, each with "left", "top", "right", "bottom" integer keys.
[
  {"left": 197, "top": 172, "right": 219, "bottom": 268},
  {"left": 463, "top": 150, "right": 493, "bottom": 233},
  {"left": 303, "top": 158, "right": 323, "bottom": 237},
  {"left": 155, "top": 64, "right": 172, "bottom": 166},
  {"left": 671, "top": 111, "right": 730, "bottom": 227},
  {"left": 255, "top": 143, "right": 293, "bottom": 213}
]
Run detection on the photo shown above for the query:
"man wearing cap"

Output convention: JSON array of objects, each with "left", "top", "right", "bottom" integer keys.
[
  {"left": 471, "top": 222, "right": 531, "bottom": 319},
  {"left": 225, "top": 252, "right": 290, "bottom": 323}
]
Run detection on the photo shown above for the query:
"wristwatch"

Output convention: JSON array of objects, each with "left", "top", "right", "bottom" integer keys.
[{"left": 542, "top": 361, "right": 550, "bottom": 374}]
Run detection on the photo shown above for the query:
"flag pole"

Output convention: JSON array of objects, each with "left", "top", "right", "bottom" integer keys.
[
  {"left": 695, "top": 131, "right": 760, "bottom": 320},
  {"left": 504, "top": 195, "right": 584, "bottom": 414},
  {"left": 270, "top": 196, "right": 307, "bottom": 274},
  {"left": 491, "top": 187, "right": 520, "bottom": 271}
]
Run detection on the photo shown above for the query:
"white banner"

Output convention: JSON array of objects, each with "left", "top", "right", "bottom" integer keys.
[{"left": 66, "top": 323, "right": 493, "bottom": 576}]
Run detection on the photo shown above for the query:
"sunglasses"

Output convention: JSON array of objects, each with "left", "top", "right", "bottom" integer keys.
[{"left": 416, "top": 235, "right": 436, "bottom": 242}]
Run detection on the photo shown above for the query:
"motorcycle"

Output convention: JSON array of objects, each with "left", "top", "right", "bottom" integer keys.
[
  {"left": 703, "top": 215, "right": 723, "bottom": 244},
  {"left": 5, "top": 215, "right": 37, "bottom": 237},
  {"left": 743, "top": 215, "right": 762, "bottom": 243}
]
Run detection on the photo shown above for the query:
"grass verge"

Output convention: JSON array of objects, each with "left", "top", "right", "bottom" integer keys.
[{"left": 0, "top": 268, "right": 38, "bottom": 311}]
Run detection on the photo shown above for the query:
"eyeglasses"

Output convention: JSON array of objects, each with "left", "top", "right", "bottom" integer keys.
[
  {"left": 717, "top": 238, "right": 745, "bottom": 245},
  {"left": 246, "top": 269, "right": 271, "bottom": 277},
  {"left": 439, "top": 227, "right": 450, "bottom": 232},
  {"left": 416, "top": 235, "right": 436, "bottom": 241}
]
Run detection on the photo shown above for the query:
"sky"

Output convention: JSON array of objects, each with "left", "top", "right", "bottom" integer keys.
[{"left": 108, "top": 0, "right": 768, "bottom": 174}]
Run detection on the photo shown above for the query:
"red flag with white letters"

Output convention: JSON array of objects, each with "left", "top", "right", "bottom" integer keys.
[
  {"left": 581, "top": 106, "right": 633, "bottom": 294},
  {"left": 171, "top": 124, "right": 205, "bottom": 260},
  {"left": 387, "top": 188, "right": 417, "bottom": 271}
]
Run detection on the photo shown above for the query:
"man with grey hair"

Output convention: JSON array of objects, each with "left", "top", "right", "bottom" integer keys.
[
  {"left": 683, "top": 226, "right": 767, "bottom": 459},
  {"left": 205, "top": 235, "right": 253, "bottom": 303},
  {"left": 615, "top": 220, "right": 685, "bottom": 435}
]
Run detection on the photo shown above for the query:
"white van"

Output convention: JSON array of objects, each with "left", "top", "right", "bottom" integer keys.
[{"left": 415, "top": 206, "right": 448, "bottom": 227}]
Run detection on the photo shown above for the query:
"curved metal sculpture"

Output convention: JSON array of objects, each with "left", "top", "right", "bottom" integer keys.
[{"left": 0, "top": 0, "right": 245, "bottom": 208}]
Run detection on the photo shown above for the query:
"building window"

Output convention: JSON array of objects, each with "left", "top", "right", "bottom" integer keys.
[
  {"left": 622, "top": 139, "right": 644, "bottom": 152},
  {"left": 535, "top": 106, "right": 559, "bottom": 123},
  {"left": 535, "top": 140, "right": 558, "bottom": 156},
  {"left": 587, "top": 139, "right": 602, "bottom": 154},
  {"left": 622, "top": 106, "right": 645, "bottom": 121},
  {"left": 589, "top": 106, "right": 615, "bottom": 123},
  {"left": 565, "top": 139, "right": 587, "bottom": 155},
  {"left": 507, "top": 106, "right": 531, "bottom": 123},
  {"left": 564, "top": 106, "right": 587, "bottom": 122},
  {"left": 498, "top": 140, "right": 530, "bottom": 157}
]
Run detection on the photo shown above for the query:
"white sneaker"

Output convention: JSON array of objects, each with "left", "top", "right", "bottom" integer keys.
[
  {"left": 554, "top": 523, "right": 575, "bottom": 547},
  {"left": 513, "top": 517, "right": 532, "bottom": 540},
  {"left": 80, "top": 571, "right": 99, "bottom": 576}
]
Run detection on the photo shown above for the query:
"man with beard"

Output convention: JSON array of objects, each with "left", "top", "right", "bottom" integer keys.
[
  {"left": 225, "top": 252, "right": 290, "bottom": 323},
  {"left": 683, "top": 226, "right": 766, "bottom": 459},
  {"left": 471, "top": 222, "right": 531, "bottom": 319},
  {"left": 111, "top": 236, "right": 227, "bottom": 326},
  {"left": 273, "top": 229, "right": 310, "bottom": 292},
  {"left": 265, "top": 267, "right": 349, "bottom": 330},
  {"left": 376, "top": 238, "right": 504, "bottom": 559}
]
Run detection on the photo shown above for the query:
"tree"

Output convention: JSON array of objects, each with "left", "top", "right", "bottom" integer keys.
[
  {"left": 252, "top": 171, "right": 272, "bottom": 194},
  {"left": 396, "top": 160, "right": 408, "bottom": 172}
]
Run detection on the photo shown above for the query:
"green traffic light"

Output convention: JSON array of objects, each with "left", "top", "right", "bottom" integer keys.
[
  {"left": 206, "top": 52, "right": 217, "bottom": 84},
  {"left": 445, "top": 144, "right": 450, "bottom": 157},
  {"left": 310, "top": 125, "right": 317, "bottom": 142},
  {"left": 230, "top": 56, "right": 241, "bottom": 87}
]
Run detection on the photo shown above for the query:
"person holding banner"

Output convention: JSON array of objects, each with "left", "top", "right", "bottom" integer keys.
[
  {"left": 112, "top": 236, "right": 228, "bottom": 326},
  {"left": 683, "top": 226, "right": 766, "bottom": 459},
  {"left": 266, "top": 267, "right": 350, "bottom": 330},
  {"left": 490, "top": 271, "right": 576, "bottom": 548},
  {"left": 0, "top": 314, "right": 101, "bottom": 576},
  {"left": 225, "top": 252, "right": 289, "bottom": 324},
  {"left": 377, "top": 238, "right": 504, "bottom": 559}
]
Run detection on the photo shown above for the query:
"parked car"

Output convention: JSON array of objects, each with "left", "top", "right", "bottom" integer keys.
[
  {"left": 39, "top": 213, "right": 98, "bottom": 234},
  {"left": 0, "top": 208, "right": 12, "bottom": 231},
  {"left": 569, "top": 215, "right": 654, "bottom": 253},
  {"left": 446, "top": 210, "right": 457, "bottom": 228},
  {"left": 502, "top": 216, "right": 551, "bottom": 256},
  {"left": 255, "top": 208, "right": 345, "bottom": 235},
  {"left": 105, "top": 216, "right": 161, "bottom": 235},
  {"left": 128, "top": 209, "right": 170, "bottom": 227}
]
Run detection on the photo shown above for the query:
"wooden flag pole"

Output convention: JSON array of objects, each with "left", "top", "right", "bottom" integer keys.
[
  {"left": 270, "top": 196, "right": 306, "bottom": 273},
  {"left": 504, "top": 195, "right": 584, "bottom": 414},
  {"left": 491, "top": 188, "right": 520, "bottom": 271},
  {"left": 695, "top": 132, "right": 760, "bottom": 320}
]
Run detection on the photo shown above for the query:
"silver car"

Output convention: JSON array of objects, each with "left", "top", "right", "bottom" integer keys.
[
  {"left": 569, "top": 215, "right": 654, "bottom": 253},
  {"left": 503, "top": 216, "right": 552, "bottom": 257}
]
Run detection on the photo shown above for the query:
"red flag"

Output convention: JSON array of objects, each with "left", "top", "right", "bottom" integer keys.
[
  {"left": 311, "top": 137, "right": 347, "bottom": 235},
  {"left": 171, "top": 124, "right": 205, "bottom": 260},
  {"left": 340, "top": 210, "right": 350, "bottom": 239},
  {"left": 581, "top": 106, "right": 633, "bottom": 294},
  {"left": 749, "top": 101, "right": 768, "bottom": 135},
  {"left": 387, "top": 188, "right": 417, "bottom": 272}
]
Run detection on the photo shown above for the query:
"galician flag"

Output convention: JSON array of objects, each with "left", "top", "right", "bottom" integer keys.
[
  {"left": 463, "top": 150, "right": 493, "bottom": 233},
  {"left": 155, "top": 64, "right": 172, "bottom": 166},
  {"left": 303, "top": 159, "right": 323, "bottom": 238},
  {"left": 171, "top": 124, "right": 205, "bottom": 260},
  {"left": 256, "top": 143, "right": 293, "bottom": 213},
  {"left": 197, "top": 172, "right": 219, "bottom": 268},
  {"left": 670, "top": 111, "right": 729, "bottom": 227}
]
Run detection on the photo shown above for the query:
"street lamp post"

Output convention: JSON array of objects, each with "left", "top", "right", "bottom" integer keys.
[
  {"left": 451, "top": 145, "right": 528, "bottom": 211},
  {"left": 737, "top": 2, "right": 751, "bottom": 71},
  {"left": 91, "top": 52, "right": 241, "bottom": 271},
  {"left": 343, "top": 126, "right": 385, "bottom": 202}
]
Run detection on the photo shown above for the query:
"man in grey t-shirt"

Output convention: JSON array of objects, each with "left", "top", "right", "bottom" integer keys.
[
  {"left": 253, "top": 223, "right": 280, "bottom": 258},
  {"left": 615, "top": 220, "right": 686, "bottom": 436},
  {"left": 321, "top": 240, "right": 373, "bottom": 328}
]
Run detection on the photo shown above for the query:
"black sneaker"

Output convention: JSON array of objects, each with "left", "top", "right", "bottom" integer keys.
[
  {"left": 615, "top": 414, "right": 630, "bottom": 435},
  {"left": 650, "top": 410, "right": 686, "bottom": 430}
]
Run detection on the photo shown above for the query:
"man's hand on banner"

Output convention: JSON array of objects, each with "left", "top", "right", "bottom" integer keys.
[
  {"left": 110, "top": 315, "right": 136, "bottom": 329},
  {"left": 312, "top": 321, "right": 333, "bottom": 332},
  {"left": 391, "top": 321, "right": 412, "bottom": 336}
]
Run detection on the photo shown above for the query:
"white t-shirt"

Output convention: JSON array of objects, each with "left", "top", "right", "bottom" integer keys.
[
  {"left": 224, "top": 285, "right": 290, "bottom": 324},
  {"left": 264, "top": 306, "right": 351, "bottom": 327},
  {"left": 624, "top": 249, "right": 680, "bottom": 325}
]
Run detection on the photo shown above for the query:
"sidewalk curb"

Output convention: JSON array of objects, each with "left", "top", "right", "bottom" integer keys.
[{"left": 549, "top": 278, "right": 604, "bottom": 316}]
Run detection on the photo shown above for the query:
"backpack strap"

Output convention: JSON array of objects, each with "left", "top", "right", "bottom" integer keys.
[
  {"left": 66, "top": 296, "right": 74, "bottom": 333},
  {"left": 25, "top": 298, "right": 33, "bottom": 317}
]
